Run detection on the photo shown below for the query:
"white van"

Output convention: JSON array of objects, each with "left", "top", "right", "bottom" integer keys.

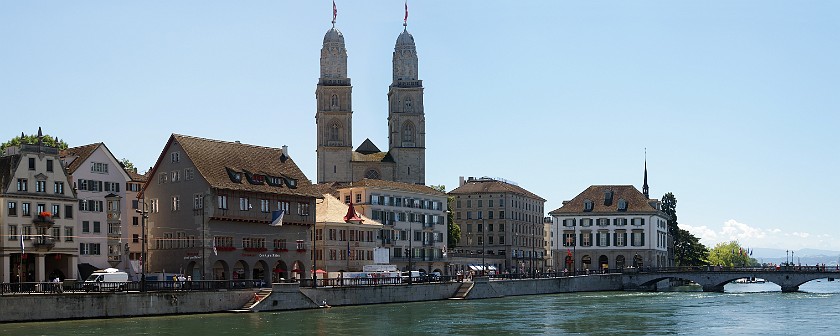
[{"left": 84, "top": 268, "right": 129, "bottom": 291}]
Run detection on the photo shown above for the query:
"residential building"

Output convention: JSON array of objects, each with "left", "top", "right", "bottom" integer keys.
[
  {"left": 548, "top": 185, "right": 670, "bottom": 272},
  {"left": 336, "top": 179, "right": 447, "bottom": 274},
  {"left": 61, "top": 143, "right": 131, "bottom": 276},
  {"left": 314, "top": 193, "right": 382, "bottom": 273},
  {"left": 141, "top": 134, "right": 321, "bottom": 282},
  {"left": 448, "top": 177, "right": 548, "bottom": 275},
  {"left": 316, "top": 19, "right": 426, "bottom": 185},
  {"left": 1, "top": 131, "right": 78, "bottom": 282},
  {"left": 124, "top": 168, "right": 147, "bottom": 280}
]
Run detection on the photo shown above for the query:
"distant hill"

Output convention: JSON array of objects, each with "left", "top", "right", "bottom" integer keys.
[{"left": 749, "top": 247, "right": 840, "bottom": 266}]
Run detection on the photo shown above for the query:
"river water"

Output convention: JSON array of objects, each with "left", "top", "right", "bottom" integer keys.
[{"left": 3, "top": 281, "right": 840, "bottom": 335}]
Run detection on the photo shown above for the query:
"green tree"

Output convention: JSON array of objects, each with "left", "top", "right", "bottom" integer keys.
[
  {"left": 673, "top": 229, "right": 708, "bottom": 266},
  {"left": 661, "top": 192, "right": 709, "bottom": 266},
  {"left": 707, "top": 241, "right": 757, "bottom": 267},
  {"left": 120, "top": 158, "right": 135, "bottom": 170},
  {"left": 1, "top": 133, "right": 69, "bottom": 151},
  {"left": 429, "top": 185, "right": 460, "bottom": 247}
]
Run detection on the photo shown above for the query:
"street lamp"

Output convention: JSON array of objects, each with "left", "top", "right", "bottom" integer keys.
[{"left": 135, "top": 201, "right": 148, "bottom": 292}]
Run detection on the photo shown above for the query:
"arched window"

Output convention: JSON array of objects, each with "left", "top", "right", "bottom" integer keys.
[
  {"left": 404, "top": 97, "right": 413, "bottom": 112},
  {"left": 330, "top": 94, "right": 339, "bottom": 108},
  {"left": 402, "top": 122, "right": 415, "bottom": 144},
  {"left": 364, "top": 169, "right": 380, "bottom": 180},
  {"left": 328, "top": 121, "right": 342, "bottom": 144}
]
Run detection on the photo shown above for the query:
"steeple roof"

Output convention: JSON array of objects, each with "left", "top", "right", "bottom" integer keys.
[{"left": 355, "top": 138, "right": 381, "bottom": 155}]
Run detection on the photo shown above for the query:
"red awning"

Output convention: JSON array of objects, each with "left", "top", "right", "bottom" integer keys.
[
  {"left": 292, "top": 269, "right": 303, "bottom": 273},
  {"left": 273, "top": 268, "right": 286, "bottom": 273}
]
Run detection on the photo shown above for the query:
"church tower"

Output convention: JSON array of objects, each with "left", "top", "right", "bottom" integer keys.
[
  {"left": 316, "top": 24, "right": 354, "bottom": 184},
  {"left": 387, "top": 27, "right": 425, "bottom": 185}
]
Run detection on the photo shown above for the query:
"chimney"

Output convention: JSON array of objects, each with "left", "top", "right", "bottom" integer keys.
[
  {"left": 282, "top": 145, "right": 288, "bottom": 156},
  {"left": 459, "top": 176, "right": 465, "bottom": 186}
]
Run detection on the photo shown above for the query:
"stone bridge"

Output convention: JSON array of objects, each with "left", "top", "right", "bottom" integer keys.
[{"left": 621, "top": 268, "right": 839, "bottom": 292}]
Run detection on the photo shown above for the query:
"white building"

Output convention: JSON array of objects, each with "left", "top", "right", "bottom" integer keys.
[
  {"left": 335, "top": 179, "right": 447, "bottom": 274},
  {"left": 548, "top": 185, "right": 670, "bottom": 271},
  {"left": 61, "top": 143, "right": 130, "bottom": 275}
]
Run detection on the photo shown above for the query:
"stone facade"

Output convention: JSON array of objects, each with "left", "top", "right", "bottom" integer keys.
[
  {"left": 316, "top": 24, "right": 426, "bottom": 185},
  {"left": 448, "top": 177, "right": 548, "bottom": 275}
]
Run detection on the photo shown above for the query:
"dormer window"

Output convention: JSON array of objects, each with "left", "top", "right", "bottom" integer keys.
[
  {"left": 243, "top": 171, "right": 265, "bottom": 185},
  {"left": 283, "top": 177, "right": 298, "bottom": 189},
  {"left": 225, "top": 167, "right": 242, "bottom": 183},
  {"left": 583, "top": 200, "right": 593, "bottom": 212},
  {"left": 603, "top": 190, "right": 613, "bottom": 206},
  {"left": 617, "top": 199, "right": 628, "bottom": 211},
  {"left": 266, "top": 175, "right": 283, "bottom": 187}
]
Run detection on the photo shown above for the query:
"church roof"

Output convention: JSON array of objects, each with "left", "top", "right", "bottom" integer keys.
[
  {"left": 548, "top": 185, "right": 661, "bottom": 216},
  {"left": 355, "top": 138, "right": 381, "bottom": 154},
  {"left": 352, "top": 151, "right": 394, "bottom": 163}
]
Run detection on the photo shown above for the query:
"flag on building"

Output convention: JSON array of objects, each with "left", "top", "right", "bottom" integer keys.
[
  {"left": 404, "top": 0, "right": 409, "bottom": 24},
  {"left": 19, "top": 232, "right": 24, "bottom": 254},
  {"left": 212, "top": 239, "right": 218, "bottom": 256},
  {"left": 270, "top": 209, "right": 285, "bottom": 226}
]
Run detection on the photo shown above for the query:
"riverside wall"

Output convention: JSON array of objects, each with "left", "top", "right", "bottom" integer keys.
[
  {"left": 2, "top": 275, "right": 626, "bottom": 322},
  {"left": 0, "top": 291, "right": 253, "bottom": 323}
]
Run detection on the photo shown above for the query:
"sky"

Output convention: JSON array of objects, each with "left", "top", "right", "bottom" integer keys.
[{"left": 2, "top": 1, "right": 838, "bottom": 252}]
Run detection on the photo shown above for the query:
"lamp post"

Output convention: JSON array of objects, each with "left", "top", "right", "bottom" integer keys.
[
  {"left": 135, "top": 201, "right": 148, "bottom": 292},
  {"left": 481, "top": 219, "right": 485, "bottom": 277},
  {"left": 408, "top": 219, "right": 413, "bottom": 284}
]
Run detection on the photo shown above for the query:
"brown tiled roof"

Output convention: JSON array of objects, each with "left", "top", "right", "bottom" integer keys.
[
  {"left": 548, "top": 185, "right": 660, "bottom": 215},
  {"left": 126, "top": 169, "right": 148, "bottom": 183},
  {"left": 316, "top": 194, "right": 381, "bottom": 226},
  {"left": 449, "top": 178, "right": 546, "bottom": 202},
  {"left": 61, "top": 143, "right": 101, "bottom": 173},
  {"left": 151, "top": 134, "right": 320, "bottom": 198},
  {"left": 311, "top": 182, "right": 343, "bottom": 199},
  {"left": 339, "top": 178, "right": 445, "bottom": 196},
  {"left": 351, "top": 151, "right": 394, "bottom": 163}
]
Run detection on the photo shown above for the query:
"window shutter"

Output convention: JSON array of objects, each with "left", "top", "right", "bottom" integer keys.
[
  {"left": 613, "top": 232, "right": 617, "bottom": 245},
  {"left": 641, "top": 218, "right": 645, "bottom": 225},
  {"left": 641, "top": 233, "right": 645, "bottom": 246},
  {"left": 606, "top": 232, "right": 611, "bottom": 246},
  {"left": 588, "top": 233, "right": 593, "bottom": 246},
  {"left": 116, "top": 183, "right": 120, "bottom": 192}
]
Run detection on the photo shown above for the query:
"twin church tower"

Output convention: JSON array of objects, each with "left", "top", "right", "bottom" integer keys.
[{"left": 315, "top": 14, "right": 426, "bottom": 185}]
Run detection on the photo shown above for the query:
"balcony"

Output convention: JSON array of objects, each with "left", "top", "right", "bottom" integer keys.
[
  {"left": 33, "top": 236, "right": 55, "bottom": 252},
  {"left": 32, "top": 213, "right": 55, "bottom": 229}
]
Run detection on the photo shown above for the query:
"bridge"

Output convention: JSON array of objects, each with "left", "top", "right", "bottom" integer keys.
[{"left": 621, "top": 267, "right": 839, "bottom": 292}]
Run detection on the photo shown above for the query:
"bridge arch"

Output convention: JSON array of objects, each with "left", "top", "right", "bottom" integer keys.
[{"left": 624, "top": 270, "right": 838, "bottom": 293}]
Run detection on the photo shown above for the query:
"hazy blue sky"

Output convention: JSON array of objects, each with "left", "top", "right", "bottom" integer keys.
[{"left": 2, "top": 1, "right": 838, "bottom": 251}]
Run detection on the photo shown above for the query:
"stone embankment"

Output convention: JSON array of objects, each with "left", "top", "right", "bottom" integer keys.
[{"left": 1, "top": 275, "right": 624, "bottom": 322}]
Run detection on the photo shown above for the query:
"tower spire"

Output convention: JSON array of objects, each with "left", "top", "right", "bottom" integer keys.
[{"left": 643, "top": 148, "right": 649, "bottom": 199}]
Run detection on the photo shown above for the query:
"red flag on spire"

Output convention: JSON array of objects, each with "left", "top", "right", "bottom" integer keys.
[
  {"left": 404, "top": 1, "right": 408, "bottom": 25},
  {"left": 332, "top": 1, "right": 337, "bottom": 23}
]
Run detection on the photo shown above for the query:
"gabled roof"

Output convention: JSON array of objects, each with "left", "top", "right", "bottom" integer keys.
[
  {"left": 449, "top": 178, "right": 546, "bottom": 202},
  {"left": 339, "top": 178, "right": 445, "bottom": 197},
  {"left": 126, "top": 169, "right": 148, "bottom": 183},
  {"left": 548, "top": 185, "right": 660, "bottom": 215},
  {"left": 61, "top": 143, "right": 100, "bottom": 174},
  {"left": 316, "top": 194, "right": 380, "bottom": 226},
  {"left": 355, "top": 138, "right": 381, "bottom": 155},
  {"left": 148, "top": 134, "right": 320, "bottom": 198}
]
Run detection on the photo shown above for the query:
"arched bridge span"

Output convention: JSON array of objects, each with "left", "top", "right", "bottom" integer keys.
[{"left": 621, "top": 268, "right": 839, "bottom": 292}]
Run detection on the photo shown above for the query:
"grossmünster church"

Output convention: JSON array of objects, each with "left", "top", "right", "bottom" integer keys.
[{"left": 315, "top": 16, "right": 426, "bottom": 185}]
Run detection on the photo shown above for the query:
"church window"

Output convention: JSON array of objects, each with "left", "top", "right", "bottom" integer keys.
[
  {"left": 404, "top": 97, "right": 413, "bottom": 112},
  {"left": 364, "top": 169, "right": 380, "bottom": 180},
  {"left": 402, "top": 122, "right": 415, "bottom": 144}
]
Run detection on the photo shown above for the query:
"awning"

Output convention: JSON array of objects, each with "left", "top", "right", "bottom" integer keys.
[{"left": 468, "top": 264, "right": 498, "bottom": 271}]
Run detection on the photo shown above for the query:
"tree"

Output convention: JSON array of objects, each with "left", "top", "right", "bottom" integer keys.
[
  {"left": 707, "top": 241, "right": 758, "bottom": 267},
  {"left": 661, "top": 192, "right": 709, "bottom": 266},
  {"left": 673, "top": 229, "right": 708, "bottom": 266},
  {"left": 429, "top": 185, "right": 460, "bottom": 247},
  {"left": 1, "top": 133, "right": 69, "bottom": 152},
  {"left": 120, "top": 158, "right": 135, "bottom": 171}
]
